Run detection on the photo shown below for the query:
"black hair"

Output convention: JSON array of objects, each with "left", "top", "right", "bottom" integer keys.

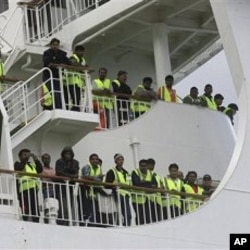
[
  {"left": 228, "top": 103, "right": 239, "bottom": 111},
  {"left": 89, "top": 153, "right": 99, "bottom": 160},
  {"left": 186, "top": 171, "right": 198, "bottom": 178},
  {"left": 147, "top": 158, "right": 155, "bottom": 165},
  {"left": 168, "top": 163, "right": 179, "bottom": 171},
  {"left": 165, "top": 75, "right": 174, "bottom": 81},
  {"left": 190, "top": 86, "right": 198, "bottom": 91},
  {"left": 143, "top": 77, "right": 153, "bottom": 84},
  {"left": 214, "top": 93, "right": 224, "bottom": 100},
  {"left": 50, "top": 38, "right": 60, "bottom": 45},
  {"left": 117, "top": 70, "right": 127, "bottom": 77},
  {"left": 18, "top": 148, "right": 30, "bottom": 157},
  {"left": 139, "top": 159, "right": 148, "bottom": 165},
  {"left": 75, "top": 45, "right": 85, "bottom": 52},
  {"left": 205, "top": 84, "right": 212, "bottom": 89},
  {"left": 99, "top": 67, "right": 108, "bottom": 73}
]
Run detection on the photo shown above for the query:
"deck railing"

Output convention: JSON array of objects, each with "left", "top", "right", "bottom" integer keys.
[
  {"left": 18, "top": 0, "right": 110, "bottom": 44},
  {"left": 0, "top": 169, "right": 207, "bottom": 227},
  {"left": 1, "top": 63, "right": 156, "bottom": 134}
]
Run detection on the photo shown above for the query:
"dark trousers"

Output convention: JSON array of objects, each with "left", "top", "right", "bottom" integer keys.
[
  {"left": 150, "top": 201, "right": 162, "bottom": 222},
  {"left": 120, "top": 195, "right": 131, "bottom": 226},
  {"left": 45, "top": 79, "right": 62, "bottom": 109},
  {"left": 170, "top": 205, "right": 182, "bottom": 218},
  {"left": 64, "top": 85, "right": 81, "bottom": 111},
  {"left": 132, "top": 199, "right": 150, "bottom": 225},
  {"left": 19, "top": 188, "right": 40, "bottom": 223}
]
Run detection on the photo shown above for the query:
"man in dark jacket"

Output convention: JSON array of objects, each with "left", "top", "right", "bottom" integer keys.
[
  {"left": 42, "top": 38, "right": 71, "bottom": 109},
  {"left": 55, "top": 146, "right": 79, "bottom": 225},
  {"left": 112, "top": 70, "right": 132, "bottom": 126}
]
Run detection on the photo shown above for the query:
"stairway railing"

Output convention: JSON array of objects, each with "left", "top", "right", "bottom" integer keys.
[
  {"left": 19, "top": 0, "right": 110, "bottom": 44},
  {"left": 1, "top": 65, "right": 94, "bottom": 135}
]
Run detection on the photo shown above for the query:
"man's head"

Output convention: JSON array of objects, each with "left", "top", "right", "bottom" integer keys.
[
  {"left": 228, "top": 103, "right": 239, "bottom": 115},
  {"left": 214, "top": 93, "right": 224, "bottom": 107},
  {"left": 168, "top": 163, "right": 179, "bottom": 179},
  {"left": 165, "top": 75, "right": 174, "bottom": 88},
  {"left": 147, "top": 158, "right": 156, "bottom": 171},
  {"left": 142, "top": 77, "right": 153, "bottom": 90},
  {"left": 204, "top": 84, "right": 213, "bottom": 95},
  {"left": 74, "top": 45, "right": 85, "bottom": 58},
  {"left": 98, "top": 67, "right": 108, "bottom": 81},
  {"left": 139, "top": 159, "right": 148, "bottom": 174},
  {"left": 114, "top": 153, "right": 124, "bottom": 167},
  {"left": 41, "top": 153, "right": 51, "bottom": 167},
  {"left": 50, "top": 38, "right": 60, "bottom": 51},
  {"left": 186, "top": 171, "right": 197, "bottom": 185},
  {"left": 117, "top": 70, "right": 127, "bottom": 84},
  {"left": 18, "top": 149, "right": 31, "bottom": 162},
  {"left": 202, "top": 174, "right": 212, "bottom": 188},
  {"left": 190, "top": 87, "right": 198, "bottom": 98},
  {"left": 89, "top": 153, "right": 100, "bottom": 167}
]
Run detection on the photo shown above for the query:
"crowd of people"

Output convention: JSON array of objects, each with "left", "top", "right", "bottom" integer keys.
[
  {"left": 14, "top": 147, "right": 216, "bottom": 226},
  {"left": 40, "top": 38, "right": 238, "bottom": 127}
]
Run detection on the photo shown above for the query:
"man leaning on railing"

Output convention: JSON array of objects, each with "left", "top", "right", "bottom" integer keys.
[{"left": 14, "top": 149, "right": 43, "bottom": 223}]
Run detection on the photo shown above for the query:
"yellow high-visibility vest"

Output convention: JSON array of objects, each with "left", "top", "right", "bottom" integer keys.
[
  {"left": 67, "top": 54, "right": 86, "bottom": 88},
  {"left": 162, "top": 177, "right": 183, "bottom": 208},
  {"left": 111, "top": 167, "right": 130, "bottom": 197},
  {"left": 202, "top": 96, "right": 217, "bottom": 110},
  {"left": 19, "top": 163, "right": 39, "bottom": 193},
  {"left": 41, "top": 84, "right": 52, "bottom": 107},
  {"left": 131, "top": 84, "right": 151, "bottom": 112},
  {"left": 159, "top": 86, "right": 177, "bottom": 103},
  {"left": 131, "top": 169, "right": 152, "bottom": 204},
  {"left": 148, "top": 172, "right": 163, "bottom": 206},
  {"left": 93, "top": 78, "right": 113, "bottom": 110},
  {"left": 88, "top": 164, "right": 102, "bottom": 198},
  {"left": 183, "top": 184, "right": 204, "bottom": 212},
  {"left": 112, "top": 79, "right": 121, "bottom": 87}
]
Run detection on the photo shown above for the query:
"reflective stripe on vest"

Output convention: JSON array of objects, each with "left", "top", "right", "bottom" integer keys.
[
  {"left": 0, "top": 61, "right": 4, "bottom": 77},
  {"left": 67, "top": 54, "right": 86, "bottom": 88},
  {"left": 112, "top": 168, "right": 130, "bottom": 197},
  {"left": 203, "top": 96, "right": 217, "bottom": 110},
  {"left": 88, "top": 164, "right": 102, "bottom": 198},
  {"left": 160, "top": 86, "right": 177, "bottom": 103},
  {"left": 112, "top": 79, "right": 121, "bottom": 87},
  {"left": 93, "top": 79, "right": 113, "bottom": 109},
  {"left": 19, "top": 163, "right": 39, "bottom": 192},
  {"left": 132, "top": 169, "right": 152, "bottom": 204},
  {"left": 42, "top": 84, "right": 52, "bottom": 107},
  {"left": 162, "top": 177, "right": 183, "bottom": 208},
  {"left": 183, "top": 184, "right": 204, "bottom": 212},
  {"left": 148, "top": 172, "right": 163, "bottom": 206},
  {"left": 131, "top": 85, "right": 151, "bottom": 112}
]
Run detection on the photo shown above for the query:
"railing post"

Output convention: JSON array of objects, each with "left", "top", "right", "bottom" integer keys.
[
  {"left": 23, "top": 5, "right": 30, "bottom": 43},
  {"left": 65, "top": 180, "right": 73, "bottom": 226},
  {"left": 35, "top": 6, "right": 41, "bottom": 43},
  {"left": 58, "top": 67, "right": 66, "bottom": 110},
  {"left": 116, "top": 187, "right": 123, "bottom": 227},
  {"left": 85, "top": 70, "right": 93, "bottom": 113}
]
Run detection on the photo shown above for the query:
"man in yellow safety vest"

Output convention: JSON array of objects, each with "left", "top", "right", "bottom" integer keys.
[
  {"left": 158, "top": 75, "right": 178, "bottom": 103},
  {"left": 131, "top": 159, "right": 157, "bottom": 225},
  {"left": 200, "top": 84, "right": 217, "bottom": 110},
  {"left": 14, "top": 148, "right": 43, "bottom": 222},
  {"left": 92, "top": 68, "right": 113, "bottom": 128},
  {"left": 105, "top": 154, "right": 131, "bottom": 226},
  {"left": 131, "top": 77, "right": 157, "bottom": 118},
  {"left": 65, "top": 45, "right": 88, "bottom": 111}
]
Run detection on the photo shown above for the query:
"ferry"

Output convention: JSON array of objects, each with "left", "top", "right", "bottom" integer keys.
[{"left": 0, "top": 0, "right": 249, "bottom": 249}]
